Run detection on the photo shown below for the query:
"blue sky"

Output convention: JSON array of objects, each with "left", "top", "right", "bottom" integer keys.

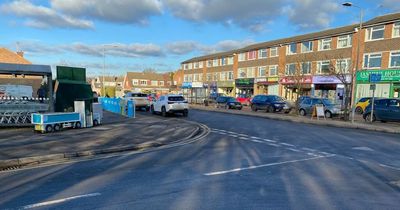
[{"left": 0, "top": 0, "right": 399, "bottom": 77}]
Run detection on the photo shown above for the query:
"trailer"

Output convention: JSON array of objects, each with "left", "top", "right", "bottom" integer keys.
[{"left": 32, "top": 112, "right": 82, "bottom": 133}]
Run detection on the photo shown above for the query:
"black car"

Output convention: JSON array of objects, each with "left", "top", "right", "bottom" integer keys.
[
  {"left": 215, "top": 96, "right": 243, "bottom": 110},
  {"left": 204, "top": 93, "right": 225, "bottom": 106},
  {"left": 363, "top": 98, "right": 400, "bottom": 122},
  {"left": 250, "top": 95, "right": 285, "bottom": 112}
]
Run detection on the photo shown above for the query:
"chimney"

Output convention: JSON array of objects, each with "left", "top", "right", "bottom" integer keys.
[{"left": 17, "top": 51, "right": 24, "bottom": 57}]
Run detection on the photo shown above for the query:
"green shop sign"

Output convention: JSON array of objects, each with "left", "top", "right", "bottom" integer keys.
[
  {"left": 356, "top": 69, "right": 400, "bottom": 82},
  {"left": 235, "top": 78, "right": 254, "bottom": 87}
]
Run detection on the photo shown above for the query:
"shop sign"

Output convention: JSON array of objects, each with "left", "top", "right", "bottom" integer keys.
[
  {"left": 203, "top": 82, "right": 217, "bottom": 89},
  {"left": 313, "top": 75, "right": 351, "bottom": 84},
  {"left": 181, "top": 82, "right": 192, "bottom": 88},
  {"left": 279, "top": 76, "right": 312, "bottom": 84},
  {"left": 255, "top": 77, "right": 267, "bottom": 83},
  {"left": 267, "top": 77, "right": 279, "bottom": 82},
  {"left": 356, "top": 69, "right": 400, "bottom": 82},
  {"left": 191, "top": 82, "right": 203, "bottom": 88},
  {"left": 257, "top": 77, "right": 279, "bottom": 85},
  {"left": 235, "top": 78, "right": 255, "bottom": 87},
  {"left": 217, "top": 81, "right": 234, "bottom": 88}
]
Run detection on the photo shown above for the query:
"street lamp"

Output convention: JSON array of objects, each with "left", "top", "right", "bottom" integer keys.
[
  {"left": 342, "top": 2, "right": 363, "bottom": 123},
  {"left": 102, "top": 44, "right": 119, "bottom": 97}
]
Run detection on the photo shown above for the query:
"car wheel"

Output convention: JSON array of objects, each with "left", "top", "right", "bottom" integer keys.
[
  {"left": 251, "top": 105, "right": 257, "bottom": 112},
  {"left": 355, "top": 106, "right": 363, "bottom": 114},
  {"left": 325, "top": 111, "right": 332, "bottom": 118},
  {"left": 161, "top": 106, "right": 167, "bottom": 117},
  {"left": 268, "top": 106, "right": 275, "bottom": 113},
  {"left": 299, "top": 109, "right": 306, "bottom": 116},
  {"left": 45, "top": 124, "right": 53, "bottom": 133},
  {"left": 53, "top": 124, "right": 61, "bottom": 132},
  {"left": 183, "top": 109, "right": 189, "bottom": 117},
  {"left": 75, "top": 121, "right": 81, "bottom": 128},
  {"left": 93, "top": 119, "right": 99, "bottom": 126},
  {"left": 365, "top": 113, "right": 376, "bottom": 122}
]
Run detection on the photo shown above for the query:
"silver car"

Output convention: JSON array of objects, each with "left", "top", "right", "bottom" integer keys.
[{"left": 298, "top": 98, "right": 343, "bottom": 118}]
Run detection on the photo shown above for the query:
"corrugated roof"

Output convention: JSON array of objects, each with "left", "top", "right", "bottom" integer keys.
[{"left": 0, "top": 48, "right": 31, "bottom": 64}]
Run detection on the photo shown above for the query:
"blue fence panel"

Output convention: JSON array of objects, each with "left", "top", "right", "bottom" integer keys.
[{"left": 99, "top": 97, "right": 135, "bottom": 118}]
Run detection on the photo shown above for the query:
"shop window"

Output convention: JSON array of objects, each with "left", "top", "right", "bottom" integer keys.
[
  {"left": 285, "top": 63, "right": 296, "bottom": 75},
  {"left": 390, "top": 51, "right": 400, "bottom": 68},
  {"left": 301, "top": 41, "right": 313, "bottom": 53},
  {"left": 238, "top": 68, "right": 247, "bottom": 78},
  {"left": 248, "top": 51, "right": 257, "bottom": 60},
  {"left": 318, "top": 38, "right": 331, "bottom": 51},
  {"left": 238, "top": 53, "right": 246, "bottom": 61},
  {"left": 287, "top": 43, "right": 297, "bottom": 55},
  {"left": 228, "top": 71, "right": 234, "bottom": 80},
  {"left": 258, "top": 66, "right": 267, "bottom": 77},
  {"left": 394, "top": 22, "right": 400, "bottom": 38},
  {"left": 364, "top": 53, "right": 382, "bottom": 69},
  {"left": 258, "top": 49, "right": 268, "bottom": 59},
  {"left": 301, "top": 62, "right": 311, "bottom": 74},
  {"left": 336, "top": 59, "right": 351, "bottom": 73},
  {"left": 270, "top": 47, "right": 278, "bottom": 57},
  {"left": 366, "top": 25, "right": 385, "bottom": 41},
  {"left": 269, "top": 65, "right": 278, "bottom": 76},
  {"left": 337, "top": 35, "right": 352, "bottom": 48},
  {"left": 317, "top": 61, "right": 331, "bottom": 74}
]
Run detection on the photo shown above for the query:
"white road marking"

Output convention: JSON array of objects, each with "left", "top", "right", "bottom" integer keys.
[
  {"left": 286, "top": 148, "right": 301, "bottom": 152},
  {"left": 204, "top": 155, "right": 334, "bottom": 176},
  {"left": 21, "top": 193, "right": 101, "bottom": 209},
  {"left": 379, "top": 164, "right": 400, "bottom": 171},
  {"left": 251, "top": 140, "right": 263, "bottom": 143},
  {"left": 238, "top": 134, "right": 249, "bottom": 137},
  {"left": 302, "top": 147, "right": 316, "bottom": 152},
  {"left": 226, "top": 131, "right": 236, "bottom": 134},
  {"left": 239, "top": 137, "right": 249, "bottom": 140},
  {"left": 267, "top": 143, "right": 281, "bottom": 147},
  {"left": 229, "top": 135, "right": 238, "bottom": 137},
  {"left": 352, "top": 146, "right": 374, "bottom": 152},
  {"left": 250, "top": 136, "right": 261, "bottom": 139},
  {"left": 280, "top": 143, "right": 295, "bottom": 147},
  {"left": 262, "top": 139, "right": 276, "bottom": 143}
]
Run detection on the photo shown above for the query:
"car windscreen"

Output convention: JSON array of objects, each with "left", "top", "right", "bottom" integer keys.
[
  {"left": 322, "top": 99, "right": 334, "bottom": 106},
  {"left": 168, "top": 96, "right": 185, "bottom": 101},
  {"left": 131, "top": 93, "right": 147, "bottom": 97}
]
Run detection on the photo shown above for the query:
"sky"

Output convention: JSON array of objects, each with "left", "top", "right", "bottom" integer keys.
[{"left": 0, "top": 0, "right": 399, "bottom": 77}]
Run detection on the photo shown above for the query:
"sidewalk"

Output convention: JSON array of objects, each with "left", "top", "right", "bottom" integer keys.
[
  {"left": 0, "top": 111, "right": 201, "bottom": 169},
  {"left": 190, "top": 104, "right": 400, "bottom": 134}
]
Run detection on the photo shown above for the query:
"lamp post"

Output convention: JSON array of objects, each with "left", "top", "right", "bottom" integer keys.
[
  {"left": 102, "top": 44, "right": 119, "bottom": 97},
  {"left": 342, "top": 2, "right": 363, "bottom": 123}
]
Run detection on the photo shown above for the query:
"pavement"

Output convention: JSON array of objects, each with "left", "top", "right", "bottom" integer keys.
[
  {"left": 0, "top": 111, "right": 203, "bottom": 169},
  {"left": 0, "top": 109, "right": 399, "bottom": 209},
  {"left": 190, "top": 104, "right": 400, "bottom": 134}
]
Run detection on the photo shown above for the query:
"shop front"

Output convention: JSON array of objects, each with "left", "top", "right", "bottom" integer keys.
[
  {"left": 312, "top": 75, "right": 351, "bottom": 105},
  {"left": 280, "top": 76, "right": 312, "bottom": 101},
  {"left": 255, "top": 77, "right": 280, "bottom": 95},
  {"left": 217, "top": 81, "right": 234, "bottom": 96},
  {"left": 181, "top": 82, "right": 192, "bottom": 103},
  {"left": 235, "top": 78, "right": 254, "bottom": 98},
  {"left": 356, "top": 69, "right": 400, "bottom": 101}
]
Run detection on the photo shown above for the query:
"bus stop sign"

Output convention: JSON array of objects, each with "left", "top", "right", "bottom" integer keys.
[{"left": 370, "top": 73, "right": 382, "bottom": 83}]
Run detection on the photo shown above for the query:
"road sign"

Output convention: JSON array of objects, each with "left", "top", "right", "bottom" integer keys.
[
  {"left": 369, "top": 73, "right": 382, "bottom": 83},
  {"left": 370, "top": 84, "right": 376, "bottom": 90}
]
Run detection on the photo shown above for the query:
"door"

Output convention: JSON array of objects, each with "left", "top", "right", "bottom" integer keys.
[{"left": 393, "top": 84, "right": 400, "bottom": 98}]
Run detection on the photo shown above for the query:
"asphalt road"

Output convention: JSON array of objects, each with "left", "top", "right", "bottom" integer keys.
[{"left": 0, "top": 110, "right": 399, "bottom": 210}]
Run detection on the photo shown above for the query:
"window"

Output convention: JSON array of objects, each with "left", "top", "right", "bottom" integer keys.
[
  {"left": 227, "top": 57, "right": 234, "bottom": 65},
  {"left": 198, "top": 73, "right": 203, "bottom": 81},
  {"left": 159, "top": 81, "right": 164, "bottom": 86},
  {"left": 221, "top": 57, "right": 227, "bottom": 66},
  {"left": 238, "top": 53, "right": 246, "bottom": 61},
  {"left": 258, "top": 66, "right": 267, "bottom": 77},
  {"left": 287, "top": 43, "right": 297, "bottom": 55},
  {"left": 193, "top": 74, "right": 199, "bottom": 82},
  {"left": 220, "top": 72, "right": 227, "bottom": 81},
  {"left": 238, "top": 68, "right": 247, "bottom": 78},
  {"left": 228, "top": 71, "right": 234, "bottom": 80},
  {"left": 317, "top": 61, "right": 331, "bottom": 74},
  {"left": 270, "top": 47, "right": 278, "bottom": 57},
  {"left": 337, "top": 35, "right": 352, "bottom": 48},
  {"left": 207, "top": 60, "right": 212, "bottom": 67},
  {"left": 301, "top": 62, "right": 311, "bottom": 74},
  {"left": 364, "top": 53, "right": 382, "bottom": 69},
  {"left": 301, "top": 41, "right": 313, "bottom": 53},
  {"left": 366, "top": 25, "right": 385, "bottom": 41},
  {"left": 285, "top": 63, "right": 296, "bottom": 76},
  {"left": 269, "top": 65, "right": 278, "bottom": 76},
  {"left": 132, "top": 79, "right": 139, "bottom": 85},
  {"left": 390, "top": 51, "right": 400, "bottom": 68},
  {"left": 140, "top": 80, "right": 148, "bottom": 86},
  {"left": 258, "top": 49, "right": 268, "bottom": 58},
  {"left": 248, "top": 51, "right": 257, "bottom": 60},
  {"left": 213, "top": 59, "right": 219, "bottom": 67},
  {"left": 318, "top": 38, "right": 331, "bottom": 51},
  {"left": 188, "top": 63, "right": 192, "bottom": 69},
  {"left": 336, "top": 59, "right": 351, "bottom": 73},
  {"left": 184, "top": 64, "right": 189, "bottom": 70},
  {"left": 206, "top": 73, "right": 212, "bottom": 81},
  {"left": 213, "top": 73, "right": 219, "bottom": 81},
  {"left": 199, "top": 61, "right": 203, "bottom": 68},
  {"left": 184, "top": 75, "right": 188, "bottom": 82},
  {"left": 394, "top": 22, "right": 400, "bottom": 38},
  {"left": 247, "top": 67, "right": 255, "bottom": 78},
  {"left": 151, "top": 80, "right": 158, "bottom": 86},
  {"left": 194, "top": 62, "right": 199, "bottom": 69}
]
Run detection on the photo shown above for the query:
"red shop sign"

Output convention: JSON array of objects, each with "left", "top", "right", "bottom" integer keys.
[{"left": 279, "top": 76, "right": 312, "bottom": 84}]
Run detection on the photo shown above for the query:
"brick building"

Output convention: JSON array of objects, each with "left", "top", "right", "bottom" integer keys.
[
  {"left": 123, "top": 72, "right": 175, "bottom": 95},
  {"left": 179, "top": 12, "right": 400, "bottom": 103}
]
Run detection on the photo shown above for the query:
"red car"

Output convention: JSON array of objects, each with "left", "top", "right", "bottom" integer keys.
[{"left": 236, "top": 96, "right": 252, "bottom": 106}]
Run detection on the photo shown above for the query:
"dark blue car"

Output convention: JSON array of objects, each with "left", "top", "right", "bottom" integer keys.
[
  {"left": 363, "top": 98, "right": 400, "bottom": 122},
  {"left": 250, "top": 95, "right": 285, "bottom": 113}
]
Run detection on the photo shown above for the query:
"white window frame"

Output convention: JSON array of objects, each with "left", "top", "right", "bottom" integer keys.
[
  {"left": 221, "top": 57, "right": 227, "bottom": 66},
  {"left": 301, "top": 62, "right": 312, "bottom": 75},
  {"left": 238, "top": 68, "right": 247, "bottom": 78},
  {"left": 337, "top": 35, "right": 352, "bottom": 48},
  {"left": 301, "top": 41, "right": 313, "bottom": 53},
  {"left": 269, "top": 65, "right": 278, "bottom": 76},
  {"left": 188, "top": 63, "right": 193, "bottom": 70},
  {"left": 206, "top": 73, "right": 212, "bottom": 81},
  {"left": 140, "top": 80, "right": 148, "bottom": 86},
  {"left": 258, "top": 49, "right": 268, "bottom": 59},
  {"left": 336, "top": 59, "right": 351, "bottom": 74},
  {"left": 238, "top": 53, "right": 246, "bottom": 62},
  {"left": 247, "top": 67, "right": 255, "bottom": 78},
  {"left": 393, "top": 22, "right": 400, "bottom": 38},
  {"left": 132, "top": 79, "right": 139, "bottom": 85},
  {"left": 159, "top": 81, "right": 164, "bottom": 86},
  {"left": 227, "top": 57, "right": 234, "bottom": 65},
  {"left": 213, "top": 59, "right": 219, "bottom": 67},
  {"left": 363, "top": 53, "right": 382, "bottom": 69},
  {"left": 207, "top": 60, "right": 212, "bottom": 67},
  {"left": 184, "top": 64, "right": 189, "bottom": 70},
  {"left": 366, "top": 25, "right": 385, "bottom": 41},
  {"left": 389, "top": 51, "right": 400, "bottom": 68},
  {"left": 213, "top": 73, "right": 219, "bottom": 81},
  {"left": 318, "top": 38, "right": 332, "bottom": 51},
  {"left": 199, "top": 61, "right": 203, "bottom": 68},
  {"left": 193, "top": 74, "right": 199, "bottom": 82},
  {"left": 286, "top": 43, "right": 297, "bottom": 55},
  {"left": 228, "top": 71, "right": 234, "bottom": 80},
  {"left": 270, "top": 47, "right": 278, "bottom": 57},
  {"left": 248, "top": 51, "right": 257, "bottom": 60},
  {"left": 317, "top": 60, "right": 331, "bottom": 74},
  {"left": 151, "top": 80, "right": 158, "bottom": 86},
  {"left": 194, "top": 62, "right": 199, "bottom": 69},
  {"left": 258, "top": 66, "right": 267, "bottom": 77},
  {"left": 285, "top": 63, "right": 296, "bottom": 76},
  {"left": 220, "top": 72, "right": 227, "bottom": 81}
]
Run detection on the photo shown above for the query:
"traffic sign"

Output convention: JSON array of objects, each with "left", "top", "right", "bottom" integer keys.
[
  {"left": 370, "top": 84, "right": 376, "bottom": 90},
  {"left": 369, "top": 73, "right": 382, "bottom": 83}
]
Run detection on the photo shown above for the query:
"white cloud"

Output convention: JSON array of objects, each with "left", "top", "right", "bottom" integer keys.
[
  {"left": 380, "top": 0, "right": 400, "bottom": 11},
  {"left": 51, "top": 0, "right": 163, "bottom": 25},
  {"left": 166, "top": 39, "right": 255, "bottom": 55},
  {"left": 164, "top": 0, "right": 284, "bottom": 32},
  {"left": 0, "top": 0, "right": 93, "bottom": 29},
  {"left": 284, "top": 0, "right": 340, "bottom": 30}
]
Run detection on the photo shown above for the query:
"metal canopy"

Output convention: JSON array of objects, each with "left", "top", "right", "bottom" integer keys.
[{"left": 0, "top": 62, "right": 52, "bottom": 76}]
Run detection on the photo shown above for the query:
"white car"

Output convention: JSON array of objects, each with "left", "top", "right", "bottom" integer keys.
[
  {"left": 151, "top": 95, "right": 189, "bottom": 117},
  {"left": 124, "top": 92, "right": 150, "bottom": 111}
]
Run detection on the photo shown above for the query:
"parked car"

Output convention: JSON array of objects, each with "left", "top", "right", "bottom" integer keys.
[
  {"left": 215, "top": 96, "right": 243, "bottom": 110},
  {"left": 124, "top": 92, "right": 150, "bottom": 111},
  {"left": 355, "top": 97, "right": 372, "bottom": 114},
  {"left": 363, "top": 98, "right": 400, "bottom": 122},
  {"left": 151, "top": 95, "right": 189, "bottom": 117},
  {"left": 298, "top": 97, "right": 343, "bottom": 118},
  {"left": 250, "top": 95, "right": 286, "bottom": 113},
  {"left": 236, "top": 94, "right": 252, "bottom": 106},
  {"left": 296, "top": 96, "right": 311, "bottom": 107},
  {"left": 279, "top": 97, "right": 295, "bottom": 114},
  {"left": 204, "top": 93, "right": 225, "bottom": 106}
]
